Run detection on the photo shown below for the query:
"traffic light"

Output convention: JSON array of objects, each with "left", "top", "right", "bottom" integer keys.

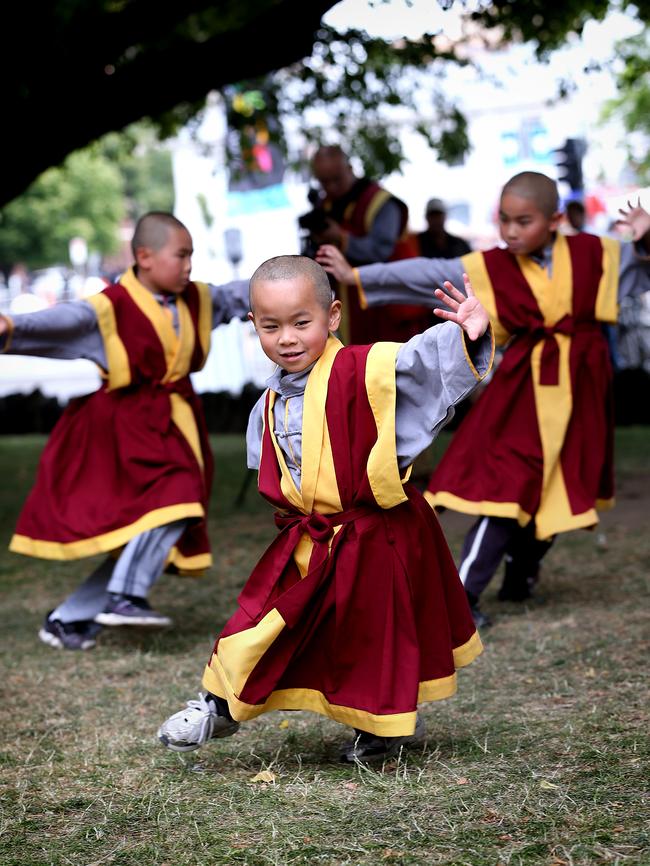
[{"left": 554, "top": 138, "right": 586, "bottom": 192}]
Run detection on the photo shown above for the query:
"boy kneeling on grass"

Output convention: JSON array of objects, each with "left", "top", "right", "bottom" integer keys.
[{"left": 158, "top": 254, "right": 494, "bottom": 764}]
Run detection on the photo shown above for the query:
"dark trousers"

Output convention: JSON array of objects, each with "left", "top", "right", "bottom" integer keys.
[{"left": 459, "top": 516, "right": 555, "bottom": 601}]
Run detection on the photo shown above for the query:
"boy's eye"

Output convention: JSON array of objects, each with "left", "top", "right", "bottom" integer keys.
[{"left": 295, "top": 320, "right": 310, "bottom": 327}]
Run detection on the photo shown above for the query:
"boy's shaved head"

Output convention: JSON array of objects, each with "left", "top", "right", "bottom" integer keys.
[
  {"left": 501, "top": 172, "right": 559, "bottom": 217},
  {"left": 131, "top": 212, "right": 189, "bottom": 257},
  {"left": 249, "top": 255, "right": 334, "bottom": 310}
]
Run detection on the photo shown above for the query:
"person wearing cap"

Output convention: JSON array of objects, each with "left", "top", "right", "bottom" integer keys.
[{"left": 411, "top": 198, "right": 472, "bottom": 259}]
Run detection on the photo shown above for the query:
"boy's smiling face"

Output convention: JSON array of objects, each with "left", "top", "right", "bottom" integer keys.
[
  {"left": 249, "top": 275, "right": 341, "bottom": 373},
  {"left": 136, "top": 226, "right": 193, "bottom": 295},
  {"left": 498, "top": 193, "right": 562, "bottom": 257}
]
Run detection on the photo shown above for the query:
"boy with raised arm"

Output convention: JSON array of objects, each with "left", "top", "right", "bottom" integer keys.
[
  {"left": 317, "top": 172, "right": 650, "bottom": 627},
  {"left": 158, "top": 254, "right": 494, "bottom": 763},
  {"left": 0, "top": 212, "right": 250, "bottom": 649}
]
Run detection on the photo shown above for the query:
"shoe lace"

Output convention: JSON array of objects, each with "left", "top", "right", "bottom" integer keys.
[{"left": 184, "top": 693, "right": 217, "bottom": 743}]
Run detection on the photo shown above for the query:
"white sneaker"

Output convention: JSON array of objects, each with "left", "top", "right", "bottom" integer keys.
[{"left": 157, "top": 693, "right": 240, "bottom": 752}]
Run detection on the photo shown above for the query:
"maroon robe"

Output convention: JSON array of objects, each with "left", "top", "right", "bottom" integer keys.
[
  {"left": 202, "top": 337, "right": 482, "bottom": 737},
  {"left": 10, "top": 269, "right": 214, "bottom": 574},
  {"left": 426, "top": 232, "right": 619, "bottom": 540}
]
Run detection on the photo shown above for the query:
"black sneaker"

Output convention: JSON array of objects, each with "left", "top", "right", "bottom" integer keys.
[
  {"left": 466, "top": 591, "right": 492, "bottom": 629},
  {"left": 38, "top": 611, "right": 98, "bottom": 651},
  {"left": 340, "top": 716, "right": 425, "bottom": 764},
  {"left": 94, "top": 594, "right": 172, "bottom": 627}
]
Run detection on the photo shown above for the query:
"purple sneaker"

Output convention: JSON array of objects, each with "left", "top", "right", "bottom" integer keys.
[
  {"left": 38, "top": 611, "right": 98, "bottom": 651},
  {"left": 94, "top": 595, "right": 172, "bottom": 627}
]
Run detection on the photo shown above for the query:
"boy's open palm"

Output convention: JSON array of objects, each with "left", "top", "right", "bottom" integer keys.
[
  {"left": 616, "top": 198, "right": 650, "bottom": 242},
  {"left": 433, "top": 274, "right": 489, "bottom": 341}
]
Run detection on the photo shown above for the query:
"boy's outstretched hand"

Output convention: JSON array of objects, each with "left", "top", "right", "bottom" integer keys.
[
  {"left": 616, "top": 198, "right": 650, "bottom": 243},
  {"left": 433, "top": 273, "right": 489, "bottom": 341},
  {"left": 315, "top": 244, "right": 355, "bottom": 285}
]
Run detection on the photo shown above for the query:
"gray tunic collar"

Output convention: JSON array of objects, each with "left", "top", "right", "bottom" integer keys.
[{"left": 266, "top": 362, "right": 316, "bottom": 398}]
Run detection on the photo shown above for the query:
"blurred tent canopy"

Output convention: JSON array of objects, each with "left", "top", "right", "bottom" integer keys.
[{"left": 3, "top": 0, "right": 650, "bottom": 208}]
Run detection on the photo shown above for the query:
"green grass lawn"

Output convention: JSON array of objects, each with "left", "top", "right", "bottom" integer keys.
[{"left": 0, "top": 430, "right": 648, "bottom": 866}]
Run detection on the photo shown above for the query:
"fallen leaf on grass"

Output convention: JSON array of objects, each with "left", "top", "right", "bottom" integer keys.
[
  {"left": 585, "top": 667, "right": 597, "bottom": 678},
  {"left": 539, "top": 779, "right": 560, "bottom": 790},
  {"left": 278, "top": 719, "right": 289, "bottom": 729},
  {"left": 342, "top": 781, "right": 359, "bottom": 790},
  {"left": 249, "top": 770, "right": 277, "bottom": 784},
  {"left": 456, "top": 777, "right": 470, "bottom": 785}
]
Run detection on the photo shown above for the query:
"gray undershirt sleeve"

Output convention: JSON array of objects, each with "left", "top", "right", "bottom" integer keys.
[
  {"left": 345, "top": 200, "right": 405, "bottom": 265},
  {"left": 357, "top": 256, "right": 466, "bottom": 308},
  {"left": 618, "top": 241, "right": 650, "bottom": 302},
  {"left": 1, "top": 300, "right": 107, "bottom": 367},
  {"left": 246, "top": 392, "right": 266, "bottom": 471},
  {"left": 209, "top": 280, "right": 251, "bottom": 328},
  {"left": 395, "top": 321, "right": 492, "bottom": 468}
]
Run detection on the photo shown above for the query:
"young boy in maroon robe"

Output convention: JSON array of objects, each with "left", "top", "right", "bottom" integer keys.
[
  {"left": 0, "top": 213, "right": 250, "bottom": 649},
  {"left": 316, "top": 175, "right": 650, "bottom": 628},
  {"left": 158, "top": 254, "right": 494, "bottom": 763}
]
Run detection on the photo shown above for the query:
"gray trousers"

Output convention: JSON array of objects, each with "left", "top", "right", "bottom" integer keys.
[
  {"left": 51, "top": 519, "right": 189, "bottom": 623},
  {"left": 459, "top": 516, "right": 554, "bottom": 600}
]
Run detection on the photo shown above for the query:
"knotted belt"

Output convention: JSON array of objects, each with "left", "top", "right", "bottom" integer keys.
[
  {"left": 521, "top": 316, "right": 602, "bottom": 386},
  {"left": 237, "top": 505, "right": 377, "bottom": 628}
]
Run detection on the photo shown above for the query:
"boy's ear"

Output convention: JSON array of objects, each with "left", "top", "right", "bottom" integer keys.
[
  {"left": 247, "top": 311, "right": 256, "bottom": 326},
  {"left": 134, "top": 245, "right": 153, "bottom": 270},
  {"left": 549, "top": 211, "right": 563, "bottom": 232},
  {"left": 329, "top": 299, "right": 342, "bottom": 332}
]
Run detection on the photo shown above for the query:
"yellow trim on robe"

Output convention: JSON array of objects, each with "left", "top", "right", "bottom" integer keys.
[
  {"left": 266, "top": 336, "right": 345, "bottom": 576},
  {"left": 193, "top": 281, "right": 213, "bottom": 365},
  {"left": 352, "top": 269, "right": 369, "bottom": 310},
  {"left": 417, "top": 674, "right": 457, "bottom": 702},
  {"left": 85, "top": 293, "right": 131, "bottom": 390},
  {"left": 0, "top": 314, "right": 15, "bottom": 353},
  {"left": 363, "top": 188, "right": 393, "bottom": 233},
  {"left": 517, "top": 232, "right": 572, "bottom": 324},
  {"left": 529, "top": 337, "right": 585, "bottom": 539},
  {"left": 203, "top": 655, "right": 420, "bottom": 737},
  {"left": 267, "top": 391, "right": 304, "bottom": 513},
  {"left": 595, "top": 236, "right": 620, "bottom": 323},
  {"left": 9, "top": 502, "right": 204, "bottom": 560},
  {"left": 460, "top": 252, "right": 511, "bottom": 346},
  {"left": 300, "top": 335, "right": 344, "bottom": 515},
  {"left": 460, "top": 328, "right": 496, "bottom": 383},
  {"left": 596, "top": 497, "right": 615, "bottom": 511},
  {"left": 451, "top": 629, "right": 483, "bottom": 668},
  {"left": 166, "top": 546, "right": 212, "bottom": 574},
  {"left": 365, "top": 341, "right": 409, "bottom": 509},
  {"left": 217, "top": 608, "right": 287, "bottom": 697},
  {"left": 204, "top": 628, "right": 480, "bottom": 737},
  {"left": 164, "top": 298, "right": 195, "bottom": 384},
  {"left": 119, "top": 268, "right": 178, "bottom": 371},
  {"left": 424, "top": 490, "right": 532, "bottom": 527},
  {"left": 519, "top": 233, "right": 584, "bottom": 540},
  {"left": 118, "top": 268, "right": 206, "bottom": 474},
  {"left": 169, "top": 393, "right": 204, "bottom": 471}
]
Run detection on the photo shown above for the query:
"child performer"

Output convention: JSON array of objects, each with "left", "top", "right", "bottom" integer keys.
[
  {"left": 316, "top": 173, "right": 650, "bottom": 627},
  {"left": 158, "top": 254, "right": 494, "bottom": 763},
  {"left": 0, "top": 212, "right": 250, "bottom": 650}
]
